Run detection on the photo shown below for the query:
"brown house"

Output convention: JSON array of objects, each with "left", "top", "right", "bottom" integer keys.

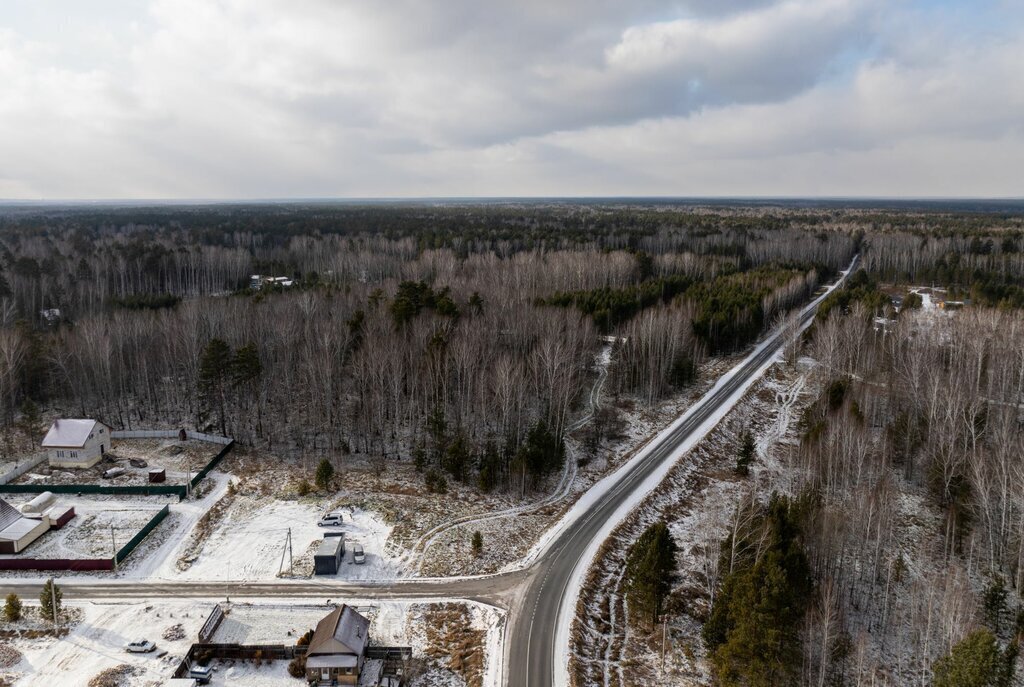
[{"left": 305, "top": 605, "right": 370, "bottom": 685}]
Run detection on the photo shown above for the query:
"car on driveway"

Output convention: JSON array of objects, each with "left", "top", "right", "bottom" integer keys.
[
  {"left": 352, "top": 543, "right": 365, "bottom": 564},
  {"left": 318, "top": 511, "right": 344, "bottom": 527},
  {"left": 125, "top": 639, "right": 156, "bottom": 653}
]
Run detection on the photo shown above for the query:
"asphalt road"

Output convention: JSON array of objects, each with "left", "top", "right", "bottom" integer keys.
[
  {"left": 507, "top": 256, "right": 858, "bottom": 687},
  {"left": 7, "top": 257, "right": 855, "bottom": 687}
]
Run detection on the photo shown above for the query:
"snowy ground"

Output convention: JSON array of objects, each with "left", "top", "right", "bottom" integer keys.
[
  {"left": 0, "top": 494, "right": 168, "bottom": 561},
  {"left": 1, "top": 599, "right": 505, "bottom": 687},
  {"left": 13, "top": 438, "right": 219, "bottom": 487}
]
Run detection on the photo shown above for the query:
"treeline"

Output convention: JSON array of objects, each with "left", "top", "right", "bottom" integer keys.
[{"left": 706, "top": 295, "right": 1024, "bottom": 685}]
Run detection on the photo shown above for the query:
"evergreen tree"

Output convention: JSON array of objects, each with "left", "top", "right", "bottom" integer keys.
[
  {"left": 472, "top": 531, "right": 483, "bottom": 557},
  {"left": 314, "top": 458, "right": 335, "bottom": 492},
  {"left": 624, "top": 521, "right": 678, "bottom": 629},
  {"left": 4, "top": 593, "right": 22, "bottom": 622},
  {"left": 16, "top": 398, "right": 42, "bottom": 447},
  {"left": 736, "top": 430, "right": 756, "bottom": 476},
  {"left": 517, "top": 419, "right": 564, "bottom": 483},
  {"left": 39, "top": 580, "right": 62, "bottom": 623},
  {"left": 230, "top": 343, "right": 262, "bottom": 388},
  {"left": 704, "top": 495, "right": 813, "bottom": 687},
  {"left": 984, "top": 577, "right": 1009, "bottom": 636},
  {"left": 198, "top": 338, "right": 232, "bottom": 435},
  {"left": 932, "top": 629, "right": 1017, "bottom": 687}
]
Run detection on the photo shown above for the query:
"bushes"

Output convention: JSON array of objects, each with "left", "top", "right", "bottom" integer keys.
[
  {"left": 287, "top": 655, "right": 306, "bottom": 678},
  {"left": 4, "top": 593, "right": 22, "bottom": 622}
]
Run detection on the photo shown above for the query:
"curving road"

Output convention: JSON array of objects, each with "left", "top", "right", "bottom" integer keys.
[
  {"left": 7, "top": 258, "right": 856, "bottom": 687},
  {"left": 508, "top": 255, "right": 857, "bottom": 687}
]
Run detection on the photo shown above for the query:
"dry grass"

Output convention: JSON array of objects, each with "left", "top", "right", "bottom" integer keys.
[
  {"left": 86, "top": 664, "right": 139, "bottom": 687},
  {"left": 423, "top": 604, "right": 486, "bottom": 687}
]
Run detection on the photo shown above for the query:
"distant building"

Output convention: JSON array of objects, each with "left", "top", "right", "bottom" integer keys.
[
  {"left": 42, "top": 419, "right": 112, "bottom": 469},
  {"left": 0, "top": 497, "right": 49, "bottom": 554},
  {"left": 40, "top": 308, "right": 61, "bottom": 324},
  {"left": 250, "top": 274, "right": 294, "bottom": 290},
  {"left": 305, "top": 605, "right": 370, "bottom": 685}
]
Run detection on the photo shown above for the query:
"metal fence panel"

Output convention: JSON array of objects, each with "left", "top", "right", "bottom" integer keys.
[{"left": 115, "top": 504, "right": 170, "bottom": 564}]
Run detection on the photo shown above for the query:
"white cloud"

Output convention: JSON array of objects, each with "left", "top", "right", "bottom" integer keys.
[{"left": 0, "top": 0, "right": 1020, "bottom": 198}]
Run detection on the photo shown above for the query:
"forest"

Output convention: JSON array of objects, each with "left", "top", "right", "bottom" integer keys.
[{"left": 0, "top": 201, "right": 1022, "bottom": 503}]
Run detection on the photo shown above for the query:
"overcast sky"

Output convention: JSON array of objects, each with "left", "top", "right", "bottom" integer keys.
[{"left": 1, "top": 0, "right": 1021, "bottom": 199}]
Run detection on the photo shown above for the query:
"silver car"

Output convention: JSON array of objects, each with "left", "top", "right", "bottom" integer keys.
[{"left": 352, "top": 543, "right": 365, "bottom": 564}]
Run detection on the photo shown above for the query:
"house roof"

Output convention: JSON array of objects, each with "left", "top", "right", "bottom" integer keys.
[
  {"left": 306, "top": 605, "right": 369, "bottom": 658},
  {"left": 0, "top": 498, "right": 22, "bottom": 531},
  {"left": 41, "top": 419, "right": 105, "bottom": 448}
]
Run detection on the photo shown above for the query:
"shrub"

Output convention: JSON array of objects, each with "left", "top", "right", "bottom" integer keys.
[
  {"left": 287, "top": 655, "right": 306, "bottom": 678},
  {"left": 4, "top": 593, "right": 22, "bottom": 622}
]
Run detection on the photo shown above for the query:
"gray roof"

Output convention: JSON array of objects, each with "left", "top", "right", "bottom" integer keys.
[
  {"left": 316, "top": 536, "right": 344, "bottom": 557},
  {"left": 307, "top": 605, "right": 369, "bottom": 658},
  {"left": 42, "top": 419, "right": 106, "bottom": 448},
  {"left": 0, "top": 498, "right": 21, "bottom": 530}
]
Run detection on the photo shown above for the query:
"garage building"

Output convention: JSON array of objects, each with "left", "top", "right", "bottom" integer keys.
[{"left": 314, "top": 535, "right": 345, "bottom": 575}]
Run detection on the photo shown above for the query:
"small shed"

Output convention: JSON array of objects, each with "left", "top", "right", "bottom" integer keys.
[
  {"left": 314, "top": 535, "right": 345, "bottom": 575},
  {"left": 43, "top": 505, "right": 75, "bottom": 529},
  {"left": 148, "top": 468, "right": 167, "bottom": 483},
  {"left": 20, "top": 491, "right": 55, "bottom": 514}
]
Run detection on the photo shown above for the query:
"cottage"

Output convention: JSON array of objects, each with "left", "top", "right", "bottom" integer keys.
[
  {"left": 0, "top": 497, "right": 49, "bottom": 554},
  {"left": 42, "top": 419, "right": 111, "bottom": 469},
  {"left": 305, "top": 605, "right": 370, "bottom": 685}
]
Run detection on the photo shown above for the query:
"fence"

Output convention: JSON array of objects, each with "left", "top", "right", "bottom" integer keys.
[
  {"left": 0, "top": 503, "right": 169, "bottom": 572},
  {"left": 0, "top": 557, "right": 113, "bottom": 571},
  {"left": 198, "top": 604, "right": 225, "bottom": 642},
  {"left": 111, "top": 429, "right": 232, "bottom": 445},
  {"left": 173, "top": 643, "right": 307, "bottom": 677},
  {"left": 115, "top": 504, "right": 169, "bottom": 565},
  {"left": 0, "top": 453, "right": 47, "bottom": 485},
  {"left": 0, "top": 438, "right": 235, "bottom": 501}
]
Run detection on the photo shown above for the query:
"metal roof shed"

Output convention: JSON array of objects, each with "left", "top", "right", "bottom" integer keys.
[{"left": 314, "top": 535, "right": 345, "bottom": 576}]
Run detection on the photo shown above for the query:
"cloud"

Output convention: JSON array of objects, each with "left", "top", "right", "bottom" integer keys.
[{"left": 0, "top": 0, "right": 1020, "bottom": 198}]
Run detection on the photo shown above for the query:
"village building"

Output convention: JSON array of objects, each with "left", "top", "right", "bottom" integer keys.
[
  {"left": 305, "top": 604, "right": 370, "bottom": 685},
  {"left": 0, "top": 497, "right": 49, "bottom": 554},
  {"left": 42, "top": 419, "right": 112, "bottom": 469}
]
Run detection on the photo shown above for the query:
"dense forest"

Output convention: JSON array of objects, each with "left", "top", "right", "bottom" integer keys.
[{"left": 2, "top": 202, "right": 1023, "bottom": 501}]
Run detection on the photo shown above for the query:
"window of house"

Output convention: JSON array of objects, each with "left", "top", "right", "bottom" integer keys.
[
  {"left": 57, "top": 450, "right": 65, "bottom": 458},
  {"left": 70, "top": 451, "right": 77, "bottom": 458}
]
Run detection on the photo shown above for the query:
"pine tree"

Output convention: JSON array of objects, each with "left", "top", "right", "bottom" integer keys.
[
  {"left": 624, "top": 521, "right": 678, "bottom": 629},
  {"left": 39, "top": 580, "right": 62, "bottom": 623},
  {"left": 704, "top": 495, "right": 813, "bottom": 687},
  {"left": 4, "top": 593, "right": 22, "bottom": 622},
  {"left": 314, "top": 458, "right": 335, "bottom": 492},
  {"left": 198, "top": 338, "right": 232, "bottom": 435},
  {"left": 472, "top": 531, "right": 483, "bottom": 557},
  {"left": 230, "top": 343, "right": 262, "bottom": 388},
  {"left": 932, "top": 629, "right": 1017, "bottom": 687},
  {"left": 736, "top": 430, "right": 756, "bottom": 476}
]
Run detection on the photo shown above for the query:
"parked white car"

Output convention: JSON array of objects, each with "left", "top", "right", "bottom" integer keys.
[
  {"left": 318, "top": 512, "right": 344, "bottom": 527},
  {"left": 125, "top": 639, "right": 156, "bottom": 653},
  {"left": 352, "top": 543, "right": 365, "bottom": 564}
]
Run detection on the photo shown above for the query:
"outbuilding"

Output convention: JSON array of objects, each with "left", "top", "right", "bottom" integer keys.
[
  {"left": 0, "top": 497, "right": 49, "bottom": 554},
  {"left": 314, "top": 535, "right": 345, "bottom": 575},
  {"left": 42, "top": 418, "right": 112, "bottom": 469}
]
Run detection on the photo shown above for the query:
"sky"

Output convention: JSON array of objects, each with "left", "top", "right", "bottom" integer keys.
[{"left": 0, "top": 0, "right": 1021, "bottom": 199}]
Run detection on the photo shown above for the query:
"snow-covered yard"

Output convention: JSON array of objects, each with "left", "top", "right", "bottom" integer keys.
[
  {"left": 0, "top": 494, "right": 168, "bottom": 561},
  {"left": 0, "top": 598, "right": 504, "bottom": 687}
]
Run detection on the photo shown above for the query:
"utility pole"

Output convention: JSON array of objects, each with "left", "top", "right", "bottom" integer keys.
[
  {"left": 185, "top": 468, "right": 192, "bottom": 500},
  {"left": 111, "top": 526, "right": 118, "bottom": 571},
  {"left": 287, "top": 527, "right": 293, "bottom": 573}
]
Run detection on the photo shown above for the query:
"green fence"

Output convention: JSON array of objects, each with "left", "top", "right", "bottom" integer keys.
[
  {"left": 0, "top": 482, "right": 186, "bottom": 498},
  {"left": 190, "top": 440, "right": 235, "bottom": 488},
  {"left": 115, "top": 504, "right": 170, "bottom": 565},
  {"left": 1, "top": 439, "right": 235, "bottom": 500}
]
